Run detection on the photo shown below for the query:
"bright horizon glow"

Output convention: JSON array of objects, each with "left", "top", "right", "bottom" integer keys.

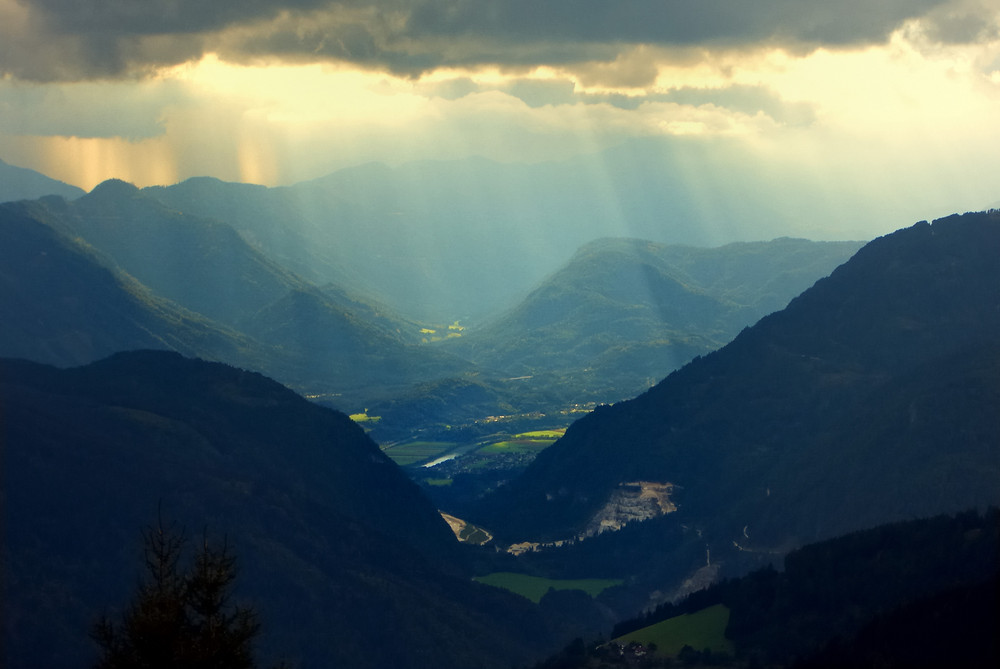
[{"left": 1, "top": 3, "right": 998, "bottom": 240}]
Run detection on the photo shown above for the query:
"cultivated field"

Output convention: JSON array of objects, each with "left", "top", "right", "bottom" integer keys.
[{"left": 615, "top": 603, "right": 734, "bottom": 657}]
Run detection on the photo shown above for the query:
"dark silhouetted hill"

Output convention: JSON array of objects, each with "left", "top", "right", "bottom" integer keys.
[
  {"left": 541, "top": 510, "right": 998, "bottom": 668},
  {"left": 1, "top": 351, "right": 553, "bottom": 669}
]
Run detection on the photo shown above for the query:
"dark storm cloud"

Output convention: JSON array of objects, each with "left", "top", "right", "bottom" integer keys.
[
  {"left": 919, "top": 1, "right": 1000, "bottom": 43},
  {"left": 29, "top": 0, "right": 331, "bottom": 35},
  {"left": 405, "top": 0, "right": 949, "bottom": 46},
  {"left": 0, "top": 0, "right": 977, "bottom": 81}
]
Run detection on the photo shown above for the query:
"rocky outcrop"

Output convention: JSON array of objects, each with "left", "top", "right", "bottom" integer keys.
[
  {"left": 440, "top": 511, "right": 494, "bottom": 545},
  {"left": 501, "top": 482, "right": 676, "bottom": 553},
  {"left": 582, "top": 482, "right": 676, "bottom": 538}
]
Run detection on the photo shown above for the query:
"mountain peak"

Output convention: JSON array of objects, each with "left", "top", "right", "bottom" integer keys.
[{"left": 87, "top": 178, "right": 141, "bottom": 199}]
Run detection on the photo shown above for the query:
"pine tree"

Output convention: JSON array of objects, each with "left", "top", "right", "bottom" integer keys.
[{"left": 92, "top": 518, "right": 263, "bottom": 669}]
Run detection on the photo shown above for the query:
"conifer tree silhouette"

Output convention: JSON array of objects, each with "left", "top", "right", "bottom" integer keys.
[{"left": 92, "top": 516, "right": 262, "bottom": 669}]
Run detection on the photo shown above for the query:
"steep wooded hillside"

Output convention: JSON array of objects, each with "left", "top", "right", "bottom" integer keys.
[
  {"left": 0, "top": 203, "right": 256, "bottom": 366},
  {"left": 474, "top": 212, "right": 1000, "bottom": 562},
  {"left": 0, "top": 190, "right": 473, "bottom": 401},
  {"left": 539, "top": 510, "right": 998, "bottom": 668},
  {"left": 1, "top": 351, "right": 552, "bottom": 669},
  {"left": 51, "top": 179, "right": 314, "bottom": 327}
]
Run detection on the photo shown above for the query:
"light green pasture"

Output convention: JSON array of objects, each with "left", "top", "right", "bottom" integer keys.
[{"left": 615, "top": 604, "right": 734, "bottom": 657}]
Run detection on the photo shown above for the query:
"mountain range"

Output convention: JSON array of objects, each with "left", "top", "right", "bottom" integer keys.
[
  {"left": 0, "top": 202, "right": 257, "bottom": 366},
  {"left": 0, "top": 186, "right": 473, "bottom": 406},
  {"left": 3, "top": 156, "right": 999, "bottom": 667},
  {"left": 471, "top": 212, "right": 1000, "bottom": 602},
  {"left": 141, "top": 140, "right": 880, "bottom": 324},
  {"left": 0, "top": 174, "right": 861, "bottom": 438},
  {"left": 452, "top": 236, "right": 862, "bottom": 407}
]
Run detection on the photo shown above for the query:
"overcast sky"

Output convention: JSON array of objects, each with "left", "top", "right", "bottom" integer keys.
[{"left": 1, "top": 1, "right": 998, "bottom": 238}]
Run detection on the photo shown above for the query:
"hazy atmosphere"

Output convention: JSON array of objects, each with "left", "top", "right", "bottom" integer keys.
[
  {"left": 2, "top": 0, "right": 999, "bottom": 241},
  {"left": 4, "top": 4, "right": 1000, "bottom": 669}
]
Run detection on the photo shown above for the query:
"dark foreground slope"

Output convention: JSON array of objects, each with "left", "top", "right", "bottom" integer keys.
[
  {"left": 543, "top": 510, "right": 999, "bottom": 668},
  {"left": 1, "top": 351, "right": 551, "bottom": 669},
  {"left": 474, "top": 212, "right": 1000, "bottom": 572}
]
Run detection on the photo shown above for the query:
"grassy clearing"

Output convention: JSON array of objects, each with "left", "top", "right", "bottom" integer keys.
[
  {"left": 424, "top": 478, "right": 453, "bottom": 486},
  {"left": 615, "top": 604, "right": 734, "bottom": 657},
  {"left": 477, "top": 428, "right": 566, "bottom": 455},
  {"left": 473, "top": 572, "right": 623, "bottom": 604},
  {"left": 420, "top": 321, "right": 465, "bottom": 342},
  {"left": 478, "top": 438, "right": 554, "bottom": 455},
  {"left": 516, "top": 429, "right": 566, "bottom": 439},
  {"left": 382, "top": 441, "right": 455, "bottom": 466}
]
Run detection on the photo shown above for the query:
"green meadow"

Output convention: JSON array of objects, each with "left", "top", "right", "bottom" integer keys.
[
  {"left": 615, "top": 604, "right": 734, "bottom": 657},
  {"left": 516, "top": 429, "right": 566, "bottom": 439},
  {"left": 477, "top": 428, "right": 565, "bottom": 456},
  {"left": 473, "top": 572, "right": 622, "bottom": 604}
]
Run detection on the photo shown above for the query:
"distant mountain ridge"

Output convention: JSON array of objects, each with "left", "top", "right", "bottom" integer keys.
[
  {"left": 143, "top": 143, "right": 879, "bottom": 323},
  {"left": 0, "top": 189, "right": 473, "bottom": 406},
  {"left": 0, "top": 202, "right": 258, "bottom": 366},
  {"left": 453, "top": 236, "right": 862, "bottom": 405},
  {"left": 66, "top": 179, "right": 307, "bottom": 327},
  {"left": 474, "top": 212, "right": 1000, "bottom": 566},
  {"left": 0, "top": 157, "right": 85, "bottom": 202},
  {"left": 2, "top": 179, "right": 866, "bottom": 440}
]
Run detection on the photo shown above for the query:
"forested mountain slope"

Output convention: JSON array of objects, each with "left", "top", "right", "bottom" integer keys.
[
  {"left": 0, "top": 189, "right": 473, "bottom": 401},
  {"left": 49, "top": 179, "right": 330, "bottom": 328},
  {"left": 0, "top": 203, "right": 257, "bottom": 366},
  {"left": 1, "top": 351, "right": 553, "bottom": 669},
  {"left": 474, "top": 212, "right": 1000, "bottom": 561},
  {"left": 539, "top": 510, "right": 998, "bottom": 668}
]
